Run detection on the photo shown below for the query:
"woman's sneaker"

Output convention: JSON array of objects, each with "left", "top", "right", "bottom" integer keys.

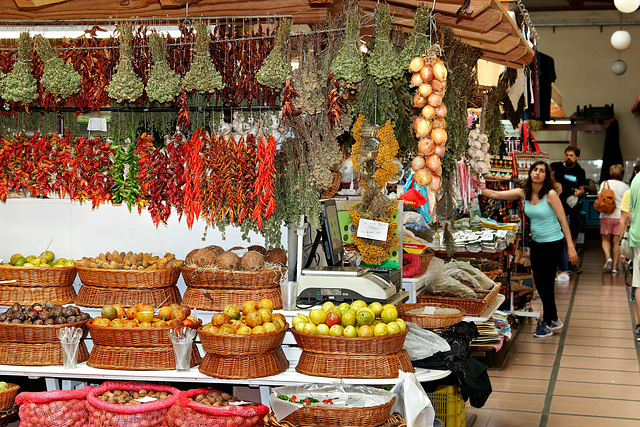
[
  {"left": 534, "top": 323, "right": 553, "bottom": 338},
  {"left": 604, "top": 258, "right": 613, "bottom": 272},
  {"left": 549, "top": 319, "right": 563, "bottom": 330},
  {"left": 555, "top": 272, "right": 570, "bottom": 282}
]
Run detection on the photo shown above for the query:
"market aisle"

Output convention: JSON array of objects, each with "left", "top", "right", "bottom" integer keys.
[{"left": 465, "top": 244, "right": 640, "bottom": 427}]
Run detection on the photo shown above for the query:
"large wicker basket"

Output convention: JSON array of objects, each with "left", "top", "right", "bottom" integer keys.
[
  {"left": 87, "top": 343, "right": 201, "bottom": 370},
  {"left": 397, "top": 303, "right": 464, "bottom": 329},
  {"left": 0, "top": 265, "right": 76, "bottom": 287},
  {"left": 76, "top": 266, "right": 181, "bottom": 288},
  {"left": 265, "top": 411, "right": 406, "bottom": 427},
  {"left": 280, "top": 396, "right": 396, "bottom": 427},
  {"left": 295, "top": 350, "right": 413, "bottom": 379},
  {"left": 417, "top": 284, "right": 501, "bottom": 316},
  {"left": 75, "top": 284, "right": 181, "bottom": 307},
  {"left": 181, "top": 267, "right": 285, "bottom": 290},
  {"left": 198, "top": 326, "right": 288, "bottom": 356},
  {"left": 87, "top": 323, "right": 190, "bottom": 347},
  {"left": 291, "top": 327, "right": 408, "bottom": 356},
  {"left": 182, "top": 287, "right": 282, "bottom": 311},
  {"left": 199, "top": 347, "right": 289, "bottom": 379},
  {"left": 0, "top": 285, "right": 76, "bottom": 306},
  {"left": 0, "top": 384, "right": 19, "bottom": 412},
  {"left": 0, "top": 318, "right": 89, "bottom": 344},
  {"left": 0, "top": 341, "right": 89, "bottom": 366}
]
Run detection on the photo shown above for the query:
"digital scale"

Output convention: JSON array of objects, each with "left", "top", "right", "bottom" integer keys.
[{"left": 297, "top": 266, "right": 407, "bottom": 305}]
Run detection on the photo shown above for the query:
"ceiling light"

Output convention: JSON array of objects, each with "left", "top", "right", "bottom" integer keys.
[
  {"left": 614, "top": 0, "right": 639, "bottom": 13},
  {"left": 611, "top": 30, "right": 632, "bottom": 50},
  {"left": 611, "top": 59, "right": 627, "bottom": 75}
]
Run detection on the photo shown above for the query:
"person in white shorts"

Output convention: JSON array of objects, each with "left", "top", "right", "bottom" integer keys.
[{"left": 599, "top": 165, "right": 629, "bottom": 273}]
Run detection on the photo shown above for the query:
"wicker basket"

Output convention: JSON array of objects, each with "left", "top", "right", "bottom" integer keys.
[
  {"left": 180, "top": 267, "right": 285, "bottom": 290},
  {"left": 417, "top": 284, "right": 500, "bottom": 316},
  {"left": 0, "top": 341, "right": 89, "bottom": 366},
  {"left": 75, "top": 284, "right": 181, "bottom": 307},
  {"left": 280, "top": 396, "right": 396, "bottom": 427},
  {"left": 295, "top": 350, "right": 413, "bottom": 379},
  {"left": 76, "top": 266, "right": 181, "bottom": 288},
  {"left": 0, "top": 405, "right": 18, "bottom": 427},
  {"left": 0, "top": 265, "right": 76, "bottom": 287},
  {"left": 418, "top": 250, "right": 435, "bottom": 272},
  {"left": 320, "top": 171, "right": 343, "bottom": 199},
  {"left": 291, "top": 327, "right": 408, "bottom": 356},
  {"left": 182, "top": 287, "right": 282, "bottom": 311},
  {"left": 0, "top": 285, "right": 76, "bottom": 306},
  {"left": 199, "top": 347, "right": 288, "bottom": 379},
  {"left": 397, "top": 303, "right": 464, "bottom": 329},
  {"left": 87, "top": 342, "right": 202, "bottom": 370},
  {"left": 0, "top": 384, "right": 19, "bottom": 412},
  {"left": 265, "top": 412, "right": 406, "bottom": 427},
  {"left": 87, "top": 323, "right": 192, "bottom": 347},
  {"left": 0, "top": 318, "right": 89, "bottom": 344},
  {"left": 198, "top": 326, "right": 288, "bottom": 356}
]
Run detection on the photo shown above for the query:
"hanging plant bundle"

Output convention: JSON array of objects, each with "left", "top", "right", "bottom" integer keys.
[
  {"left": 2, "top": 32, "right": 38, "bottom": 105},
  {"left": 330, "top": 9, "right": 365, "bottom": 85},
  {"left": 367, "top": 3, "right": 403, "bottom": 84},
  {"left": 256, "top": 19, "right": 292, "bottom": 89},
  {"left": 399, "top": 4, "right": 431, "bottom": 68},
  {"left": 145, "top": 32, "right": 181, "bottom": 103},
  {"left": 106, "top": 23, "right": 144, "bottom": 103},
  {"left": 34, "top": 34, "right": 81, "bottom": 100},
  {"left": 408, "top": 46, "right": 448, "bottom": 193},
  {"left": 182, "top": 21, "right": 224, "bottom": 94}
]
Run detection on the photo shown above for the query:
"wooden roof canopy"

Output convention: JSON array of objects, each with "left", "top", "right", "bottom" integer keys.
[{"left": 7, "top": 0, "right": 534, "bottom": 68}]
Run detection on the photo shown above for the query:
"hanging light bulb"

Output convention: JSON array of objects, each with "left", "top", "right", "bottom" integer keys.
[
  {"left": 611, "top": 30, "right": 632, "bottom": 50},
  {"left": 614, "top": 0, "right": 640, "bottom": 13},
  {"left": 611, "top": 59, "right": 627, "bottom": 75}
]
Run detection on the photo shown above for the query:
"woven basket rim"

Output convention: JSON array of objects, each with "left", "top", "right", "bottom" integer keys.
[
  {"left": 291, "top": 326, "right": 408, "bottom": 349},
  {"left": 0, "top": 318, "right": 88, "bottom": 331},
  {"left": 76, "top": 266, "right": 180, "bottom": 274},
  {"left": 397, "top": 302, "right": 463, "bottom": 316},
  {"left": 180, "top": 265, "right": 286, "bottom": 275},
  {"left": 0, "top": 265, "right": 76, "bottom": 271},
  {"left": 87, "top": 322, "right": 194, "bottom": 332},
  {"left": 197, "top": 325, "right": 289, "bottom": 340},
  {"left": 0, "top": 384, "right": 19, "bottom": 394}
]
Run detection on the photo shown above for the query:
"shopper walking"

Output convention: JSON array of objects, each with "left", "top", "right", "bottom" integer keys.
[
  {"left": 619, "top": 159, "right": 640, "bottom": 340},
  {"left": 480, "top": 161, "right": 578, "bottom": 337},
  {"left": 599, "top": 164, "right": 629, "bottom": 273}
]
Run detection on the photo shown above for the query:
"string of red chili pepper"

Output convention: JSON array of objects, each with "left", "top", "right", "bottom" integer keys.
[
  {"left": 262, "top": 135, "right": 277, "bottom": 220},
  {"left": 211, "top": 133, "right": 230, "bottom": 224},
  {"left": 69, "top": 135, "right": 113, "bottom": 208},
  {"left": 199, "top": 131, "right": 216, "bottom": 224},
  {"left": 252, "top": 133, "right": 277, "bottom": 229},
  {"left": 177, "top": 88, "right": 191, "bottom": 130},
  {"left": 29, "top": 134, "right": 54, "bottom": 197},
  {"left": 183, "top": 129, "right": 204, "bottom": 229},
  {"left": 281, "top": 79, "right": 301, "bottom": 119},
  {"left": 134, "top": 133, "right": 156, "bottom": 213},
  {"left": 165, "top": 131, "right": 187, "bottom": 222},
  {"left": 243, "top": 133, "right": 258, "bottom": 222},
  {"left": 231, "top": 135, "right": 249, "bottom": 224},
  {"left": 327, "top": 74, "right": 344, "bottom": 128},
  {"left": 0, "top": 137, "right": 15, "bottom": 202}
]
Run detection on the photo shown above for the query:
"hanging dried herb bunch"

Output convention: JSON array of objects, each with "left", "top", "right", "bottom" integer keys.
[
  {"left": 293, "top": 39, "right": 324, "bottom": 115},
  {"left": 145, "top": 32, "right": 181, "bottom": 103},
  {"left": 256, "top": 19, "right": 292, "bottom": 89},
  {"left": 2, "top": 32, "right": 38, "bottom": 105},
  {"left": 182, "top": 21, "right": 224, "bottom": 94},
  {"left": 367, "top": 3, "right": 403, "bottom": 84},
  {"left": 106, "top": 23, "right": 144, "bottom": 103},
  {"left": 399, "top": 3, "right": 431, "bottom": 68},
  {"left": 33, "top": 35, "right": 81, "bottom": 100},
  {"left": 331, "top": 9, "right": 365, "bottom": 85}
]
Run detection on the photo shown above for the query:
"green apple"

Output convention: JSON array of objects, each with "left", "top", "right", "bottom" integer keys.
[{"left": 0, "top": 381, "right": 7, "bottom": 390}]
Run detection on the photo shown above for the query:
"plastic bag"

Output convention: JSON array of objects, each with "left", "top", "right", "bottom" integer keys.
[
  {"left": 86, "top": 382, "right": 179, "bottom": 427},
  {"left": 403, "top": 212, "right": 434, "bottom": 243},
  {"left": 162, "top": 388, "right": 268, "bottom": 427},
  {"left": 390, "top": 370, "right": 435, "bottom": 427},
  {"left": 403, "top": 322, "right": 451, "bottom": 361},
  {"left": 16, "top": 386, "right": 92, "bottom": 427}
]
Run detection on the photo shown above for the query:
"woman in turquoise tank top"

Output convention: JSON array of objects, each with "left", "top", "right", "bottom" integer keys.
[{"left": 480, "top": 161, "right": 578, "bottom": 338}]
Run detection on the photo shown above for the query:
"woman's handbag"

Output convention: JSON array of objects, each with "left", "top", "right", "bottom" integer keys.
[{"left": 620, "top": 227, "right": 633, "bottom": 259}]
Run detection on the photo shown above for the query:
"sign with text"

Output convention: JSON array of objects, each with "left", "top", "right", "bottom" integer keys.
[{"left": 356, "top": 219, "right": 389, "bottom": 241}]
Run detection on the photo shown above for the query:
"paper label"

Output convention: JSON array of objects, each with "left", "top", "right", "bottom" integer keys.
[
  {"left": 421, "top": 306, "right": 436, "bottom": 315},
  {"left": 356, "top": 219, "right": 389, "bottom": 241},
  {"left": 135, "top": 396, "right": 158, "bottom": 403}
]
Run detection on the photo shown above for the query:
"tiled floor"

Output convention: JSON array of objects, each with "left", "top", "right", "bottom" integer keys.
[{"left": 465, "top": 243, "right": 640, "bottom": 427}]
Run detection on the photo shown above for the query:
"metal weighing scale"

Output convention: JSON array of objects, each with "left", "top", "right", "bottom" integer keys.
[{"left": 297, "top": 266, "right": 408, "bottom": 305}]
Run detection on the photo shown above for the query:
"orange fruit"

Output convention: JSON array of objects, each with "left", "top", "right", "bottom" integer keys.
[
  {"left": 245, "top": 311, "right": 263, "bottom": 328},
  {"left": 171, "top": 308, "right": 186, "bottom": 322},
  {"left": 257, "top": 308, "right": 272, "bottom": 324},
  {"left": 258, "top": 299, "right": 274, "bottom": 311},
  {"left": 242, "top": 301, "right": 259, "bottom": 315},
  {"left": 218, "top": 324, "right": 236, "bottom": 334},
  {"left": 182, "top": 318, "right": 195, "bottom": 328},
  {"left": 251, "top": 325, "right": 267, "bottom": 334},
  {"left": 125, "top": 307, "right": 137, "bottom": 320},
  {"left": 95, "top": 318, "right": 111, "bottom": 327},
  {"left": 135, "top": 303, "right": 147, "bottom": 312},
  {"left": 140, "top": 321, "right": 152, "bottom": 328},
  {"left": 136, "top": 311, "right": 154, "bottom": 323},
  {"left": 113, "top": 304, "right": 125, "bottom": 319},
  {"left": 158, "top": 306, "right": 172, "bottom": 321},
  {"left": 92, "top": 316, "right": 104, "bottom": 325}
]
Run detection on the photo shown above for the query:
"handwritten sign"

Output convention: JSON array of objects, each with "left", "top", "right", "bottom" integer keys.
[{"left": 356, "top": 219, "right": 389, "bottom": 241}]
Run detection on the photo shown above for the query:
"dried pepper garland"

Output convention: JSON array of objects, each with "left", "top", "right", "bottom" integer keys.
[
  {"left": 256, "top": 19, "right": 292, "bottom": 89},
  {"left": 106, "top": 23, "right": 144, "bottom": 103},
  {"left": 331, "top": 9, "right": 365, "bottom": 85},
  {"left": 145, "top": 33, "right": 181, "bottom": 103},
  {"left": 183, "top": 129, "right": 204, "bottom": 229},
  {"left": 252, "top": 130, "right": 277, "bottom": 230},
  {"left": 399, "top": 3, "right": 431, "bottom": 68},
  {"left": 33, "top": 35, "right": 81, "bottom": 100},
  {"left": 182, "top": 21, "right": 224, "bottom": 94},
  {"left": 2, "top": 32, "right": 38, "bottom": 105},
  {"left": 367, "top": 3, "right": 403, "bottom": 83}
]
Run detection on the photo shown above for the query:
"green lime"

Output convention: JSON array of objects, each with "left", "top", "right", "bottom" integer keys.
[
  {"left": 10, "top": 253, "right": 23, "bottom": 265},
  {"left": 13, "top": 257, "right": 27, "bottom": 267}
]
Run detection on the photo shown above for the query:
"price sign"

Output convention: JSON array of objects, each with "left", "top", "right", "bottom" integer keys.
[{"left": 356, "top": 219, "right": 389, "bottom": 241}]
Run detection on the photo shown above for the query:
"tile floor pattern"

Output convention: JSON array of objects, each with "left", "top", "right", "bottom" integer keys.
[{"left": 464, "top": 245, "right": 640, "bottom": 427}]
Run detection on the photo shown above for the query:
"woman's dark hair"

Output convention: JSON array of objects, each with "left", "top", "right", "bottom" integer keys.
[
  {"left": 522, "top": 161, "right": 554, "bottom": 201},
  {"left": 634, "top": 158, "right": 640, "bottom": 175}
]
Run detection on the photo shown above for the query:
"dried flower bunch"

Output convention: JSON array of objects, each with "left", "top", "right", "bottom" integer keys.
[
  {"left": 106, "top": 23, "right": 144, "bottom": 103},
  {"left": 34, "top": 35, "right": 81, "bottom": 100},
  {"left": 330, "top": 9, "right": 365, "bottom": 85},
  {"left": 399, "top": 4, "right": 431, "bottom": 68},
  {"left": 182, "top": 21, "right": 224, "bottom": 94},
  {"left": 367, "top": 3, "right": 403, "bottom": 84},
  {"left": 256, "top": 19, "right": 292, "bottom": 89},
  {"left": 2, "top": 32, "right": 38, "bottom": 105},
  {"left": 145, "top": 32, "right": 181, "bottom": 103}
]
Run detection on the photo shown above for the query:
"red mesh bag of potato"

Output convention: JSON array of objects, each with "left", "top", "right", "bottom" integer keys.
[
  {"left": 86, "top": 382, "right": 179, "bottom": 427},
  {"left": 16, "top": 386, "right": 92, "bottom": 427},
  {"left": 162, "top": 388, "right": 268, "bottom": 427}
]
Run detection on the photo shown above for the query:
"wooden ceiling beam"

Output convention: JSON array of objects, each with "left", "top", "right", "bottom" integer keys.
[{"left": 434, "top": 8, "right": 503, "bottom": 33}]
